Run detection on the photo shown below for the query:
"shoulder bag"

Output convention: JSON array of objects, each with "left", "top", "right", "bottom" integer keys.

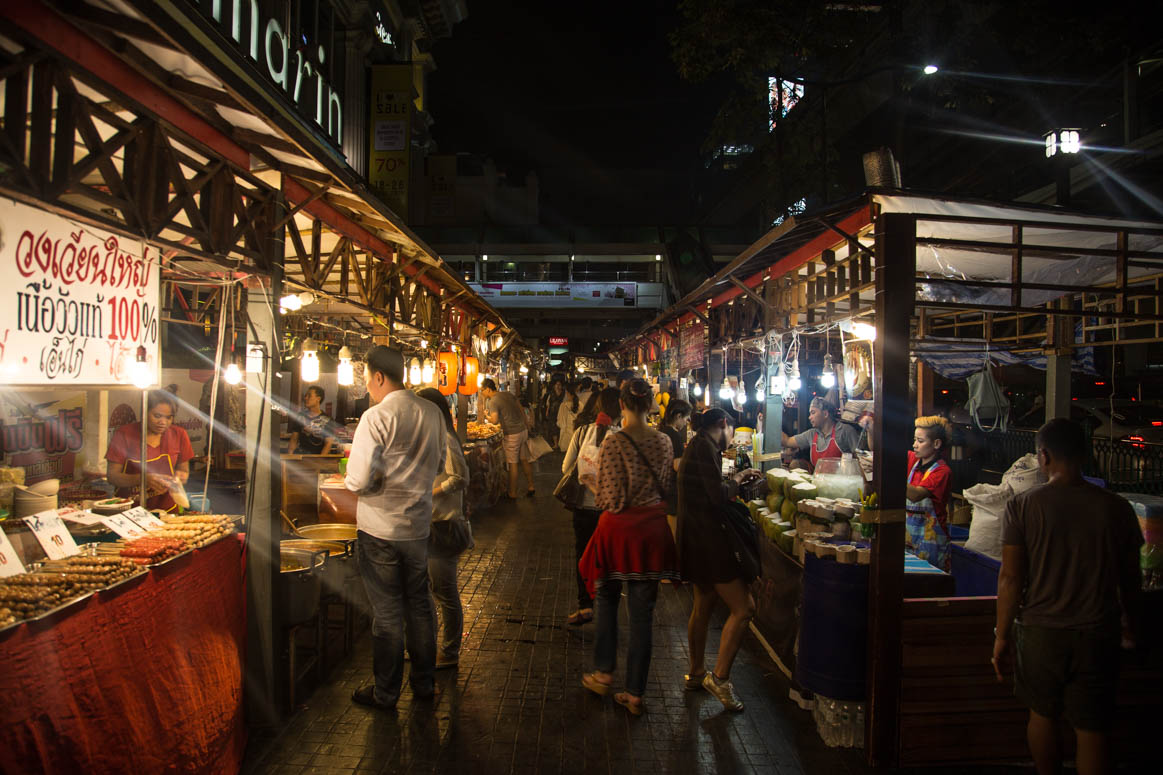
[
  {"left": 722, "top": 500, "right": 762, "bottom": 582},
  {"left": 553, "top": 426, "right": 585, "bottom": 508},
  {"left": 619, "top": 430, "right": 673, "bottom": 505}
]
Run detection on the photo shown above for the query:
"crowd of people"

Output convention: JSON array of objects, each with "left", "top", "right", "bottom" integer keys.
[{"left": 334, "top": 351, "right": 1143, "bottom": 774}]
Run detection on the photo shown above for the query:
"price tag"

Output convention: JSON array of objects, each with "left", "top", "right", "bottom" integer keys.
[
  {"left": 0, "top": 530, "right": 27, "bottom": 578},
  {"left": 121, "top": 507, "right": 164, "bottom": 529},
  {"left": 57, "top": 507, "right": 105, "bottom": 527},
  {"left": 100, "top": 514, "right": 148, "bottom": 540},
  {"left": 22, "top": 510, "right": 80, "bottom": 561}
]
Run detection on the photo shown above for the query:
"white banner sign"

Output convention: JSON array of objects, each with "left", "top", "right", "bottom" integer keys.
[
  {"left": 0, "top": 195, "right": 160, "bottom": 386},
  {"left": 22, "top": 509, "right": 80, "bottom": 561},
  {"left": 469, "top": 282, "right": 637, "bottom": 308}
]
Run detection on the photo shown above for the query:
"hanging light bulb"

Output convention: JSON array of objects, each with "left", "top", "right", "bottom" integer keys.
[
  {"left": 851, "top": 321, "right": 877, "bottom": 341},
  {"left": 279, "top": 293, "right": 302, "bottom": 311},
  {"left": 519, "top": 364, "right": 529, "bottom": 375},
  {"left": 737, "top": 382, "right": 748, "bottom": 404},
  {"left": 337, "top": 346, "right": 354, "bottom": 386},
  {"left": 297, "top": 291, "right": 315, "bottom": 308},
  {"left": 820, "top": 353, "right": 836, "bottom": 389},
  {"left": 246, "top": 344, "right": 265, "bottom": 373},
  {"left": 224, "top": 361, "right": 242, "bottom": 386},
  {"left": 130, "top": 345, "right": 152, "bottom": 389},
  {"left": 718, "top": 377, "right": 735, "bottom": 401},
  {"left": 788, "top": 360, "right": 802, "bottom": 392},
  {"left": 755, "top": 377, "right": 765, "bottom": 403},
  {"left": 420, "top": 338, "right": 429, "bottom": 350},
  {"left": 408, "top": 358, "right": 422, "bottom": 386},
  {"left": 300, "top": 338, "right": 320, "bottom": 382},
  {"left": 693, "top": 382, "right": 703, "bottom": 398},
  {"left": 422, "top": 358, "right": 435, "bottom": 384}
]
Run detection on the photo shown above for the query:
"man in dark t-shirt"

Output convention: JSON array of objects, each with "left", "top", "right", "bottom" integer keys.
[{"left": 994, "top": 419, "right": 1142, "bottom": 775}]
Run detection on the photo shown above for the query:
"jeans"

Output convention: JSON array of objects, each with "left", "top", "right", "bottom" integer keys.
[
  {"left": 428, "top": 554, "right": 463, "bottom": 660},
  {"left": 356, "top": 531, "right": 436, "bottom": 705},
  {"left": 593, "top": 579, "right": 658, "bottom": 697},
  {"left": 572, "top": 508, "right": 601, "bottom": 609}
]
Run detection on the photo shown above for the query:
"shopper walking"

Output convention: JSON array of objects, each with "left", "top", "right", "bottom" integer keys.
[
  {"left": 994, "top": 419, "right": 1142, "bottom": 775},
  {"left": 678, "top": 408, "right": 760, "bottom": 712},
  {"left": 561, "top": 387, "right": 621, "bottom": 626},
  {"left": 480, "top": 378, "right": 536, "bottom": 499},
  {"left": 659, "top": 399, "right": 692, "bottom": 471},
  {"left": 345, "top": 346, "right": 446, "bottom": 710},
  {"left": 578, "top": 378, "right": 678, "bottom": 716},
  {"left": 556, "top": 382, "right": 580, "bottom": 451},
  {"left": 541, "top": 379, "right": 565, "bottom": 447},
  {"left": 417, "top": 388, "right": 474, "bottom": 670}
]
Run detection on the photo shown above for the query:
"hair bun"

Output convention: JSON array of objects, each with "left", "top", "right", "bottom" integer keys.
[{"left": 629, "top": 378, "right": 650, "bottom": 397}]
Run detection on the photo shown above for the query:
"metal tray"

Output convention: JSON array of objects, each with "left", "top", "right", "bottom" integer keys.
[
  {"left": 96, "top": 568, "right": 149, "bottom": 595},
  {"left": 147, "top": 545, "right": 195, "bottom": 567}
]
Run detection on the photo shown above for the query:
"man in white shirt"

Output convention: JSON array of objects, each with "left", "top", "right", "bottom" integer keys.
[{"left": 345, "top": 346, "right": 447, "bottom": 710}]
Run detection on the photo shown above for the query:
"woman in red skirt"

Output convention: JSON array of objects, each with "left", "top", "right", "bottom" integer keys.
[{"left": 578, "top": 378, "right": 678, "bottom": 715}]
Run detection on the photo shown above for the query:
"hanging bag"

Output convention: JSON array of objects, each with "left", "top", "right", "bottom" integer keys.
[
  {"left": 553, "top": 427, "right": 586, "bottom": 508},
  {"left": 965, "top": 360, "right": 1010, "bottom": 433}
]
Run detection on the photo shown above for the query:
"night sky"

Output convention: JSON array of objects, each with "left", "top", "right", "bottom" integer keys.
[{"left": 426, "top": 0, "right": 723, "bottom": 225}]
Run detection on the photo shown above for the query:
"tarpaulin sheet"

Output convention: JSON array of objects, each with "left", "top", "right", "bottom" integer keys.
[{"left": 0, "top": 536, "right": 246, "bottom": 775}]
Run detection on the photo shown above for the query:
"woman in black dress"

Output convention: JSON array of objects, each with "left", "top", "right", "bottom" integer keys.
[{"left": 677, "top": 408, "right": 760, "bottom": 712}]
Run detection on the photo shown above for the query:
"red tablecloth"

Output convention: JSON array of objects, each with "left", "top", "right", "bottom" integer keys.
[{"left": 0, "top": 536, "right": 246, "bottom": 775}]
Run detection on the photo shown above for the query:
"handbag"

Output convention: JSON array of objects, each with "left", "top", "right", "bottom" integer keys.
[
  {"left": 554, "top": 427, "right": 585, "bottom": 507},
  {"left": 619, "top": 430, "right": 674, "bottom": 505},
  {"left": 527, "top": 434, "right": 553, "bottom": 461},
  {"left": 722, "top": 500, "right": 762, "bottom": 582},
  {"left": 429, "top": 517, "right": 473, "bottom": 558}
]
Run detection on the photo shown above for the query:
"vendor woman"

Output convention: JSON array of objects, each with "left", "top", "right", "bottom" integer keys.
[
  {"left": 906, "top": 415, "right": 954, "bottom": 572},
  {"left": 781, "top": 397, "right": 859, "bottom": 470},
  {"left": 106, "top": 390, "right": 195, "bottom": 513}
]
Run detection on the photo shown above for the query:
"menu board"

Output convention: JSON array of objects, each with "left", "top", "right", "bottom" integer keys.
[
  {"left": 0, "top": 194, "right": 160, "bottom": 386},
  {"left": 22, "top": 509, "right": 80, "bottom": 560}
]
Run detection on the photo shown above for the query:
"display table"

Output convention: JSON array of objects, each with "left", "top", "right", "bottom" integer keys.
[
  {"left": 463, "top": 435, "right": 506, "bottom": 515},
  {"left": 0, "top": 536, "right": 246, "bottom": 775}
]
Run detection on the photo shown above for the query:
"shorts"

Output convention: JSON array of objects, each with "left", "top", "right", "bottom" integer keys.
[
  {"left": 1014, "top": 622, "right": 1120, "bottom": 731},
  {"left": 502, "top": 430, "right": 530, "bottom": 465}
]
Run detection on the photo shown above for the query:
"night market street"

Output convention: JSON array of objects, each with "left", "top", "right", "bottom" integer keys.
[{"left": 242, "top": 457, "right": 1016, "bottom": 775}]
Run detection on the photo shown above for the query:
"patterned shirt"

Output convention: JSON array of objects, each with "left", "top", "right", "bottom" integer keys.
[{"left": 594, "top": 429, "right": 674, "bottom": 514}]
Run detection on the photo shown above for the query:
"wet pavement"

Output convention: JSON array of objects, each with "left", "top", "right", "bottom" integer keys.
[{"left": 242, "top": 454, "right": 1034, "bottom": 775}]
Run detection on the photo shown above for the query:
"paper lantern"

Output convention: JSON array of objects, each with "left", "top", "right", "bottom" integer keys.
[
  {"left": 436, "top": 351, "right": 458, "bottom": 396},
  {"left": 459, "top": 356, "right": 479, "bottom": 395}
]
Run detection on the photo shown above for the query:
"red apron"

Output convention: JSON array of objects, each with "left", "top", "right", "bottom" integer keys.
[{"left": 810, "top": 427, "right": 844, "bottom": 468}]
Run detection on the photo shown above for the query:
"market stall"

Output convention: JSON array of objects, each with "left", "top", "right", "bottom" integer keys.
[{"left": 617, "top": 190, "right": 1163, "bottom": 767}]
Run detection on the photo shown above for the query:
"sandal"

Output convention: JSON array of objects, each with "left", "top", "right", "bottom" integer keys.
[
  {"left": 581, "top": 671, "right": 613, "bottom": 697},
  {"left": 614, "top": 691, "right": 645, "bottom": 716},
  {"left": 566, "top": 608, "right": 594, "bottom": 626}
]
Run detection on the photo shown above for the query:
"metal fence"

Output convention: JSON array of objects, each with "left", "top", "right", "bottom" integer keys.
[{"left": 979, "top": 428, "right": 1163, "bottom": 495}]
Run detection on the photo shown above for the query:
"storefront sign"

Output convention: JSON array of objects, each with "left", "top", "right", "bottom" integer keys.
[
  {"left": 0, "top": 531, "right": 26, "bottom": 578},
  {"left": 548, "top": 337, "right": 569, "bottom": 347},
  {"left": 369, "top": 65, "right": 413, "bottom": 217},
  {"left": 0, "top": 196, "right": 160, "bottom": 386},
  {"left": 679, "top": 321, "right": 706, "bottom": 371},
  {"left": 22, "top": 509, "right": 79, "bottom": 561},
  {"left": 0, "top": 394, "right": 84, "bottom": 483},
  {"left": 469, "top": 283, "right": 637, "bottom": 309},
  {"left": 196, "top": 0, "right": 343, "bottom": 144}
]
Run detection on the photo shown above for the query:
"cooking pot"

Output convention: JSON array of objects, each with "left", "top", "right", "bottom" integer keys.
[
  {"left": 278, "top": 547, "right": 327, "bottom": 626},
  {"left": 281, "top": 539, "right": 354, "bottom": 598},
  {"left": 295, "top": 523, "right": 358, "bottom": 545}
]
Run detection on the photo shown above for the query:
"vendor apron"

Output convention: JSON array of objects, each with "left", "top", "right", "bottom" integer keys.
[
  {"left": 810, "top": 427, "right": 844, "bottom": 468},
  {"left": 120, "top": 450, "right": 179, "bottom": 513},
  {"left": 905, "top": 458, "right": 951, "bottom": 572}
]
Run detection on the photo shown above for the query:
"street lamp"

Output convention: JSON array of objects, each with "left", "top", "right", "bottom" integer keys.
[
  {"left": 923, "top": 64, "right": 939, "bottom": 75},
  {"left": 1044, "top": 129, "right": 1082, "bottom": 206}
]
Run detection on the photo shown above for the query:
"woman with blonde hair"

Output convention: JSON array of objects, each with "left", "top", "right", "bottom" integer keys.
[{"left": 906, "top": 415, "right": 955, "bottom": 572}]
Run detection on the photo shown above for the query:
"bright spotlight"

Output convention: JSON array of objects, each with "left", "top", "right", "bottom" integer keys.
[{"left": 923, "top": 64, "right": 939, "bottom": 75}]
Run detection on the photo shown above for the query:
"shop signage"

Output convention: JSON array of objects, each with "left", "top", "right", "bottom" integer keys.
[
  {"left": 548, "top": 337, "right": 569, "bottom": 347},
  {"left": 679, "top": 321, "right": 706, "bottom": 371},
  {"left": 469, "top": 282, "right": 637, "bottom": 309},
  {"left": 122, "top": 506, "right": 165, "bottom": 529},
  {"left": 22, "top": 509, "right": 79, "bottom": 561},
  {"left": 0, "top": 195, "right": 160, "bottom": 386},
  {"left": 0, "top": 530, "right": 26, "bottom": 578},
  {"left": 198, "top": 0, "right": 343, "bottom": 144},
  {"left": 369, "top": 65, "right": 413, "bottom": 217}
]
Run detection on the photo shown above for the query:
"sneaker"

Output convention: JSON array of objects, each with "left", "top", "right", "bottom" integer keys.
[
  {"left": 683, "top": 671, "right": 706, "bottom": 690},
  {"left": 702, "top": 672, "right": 744, "bottom": 712},
  {"left": 351, "top": 684, "right": 395, "bottom": 711}
]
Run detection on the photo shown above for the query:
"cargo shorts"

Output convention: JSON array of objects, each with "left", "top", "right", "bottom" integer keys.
[{"left": 1014, "top": 622, "right": 1120, "bottom": 731}]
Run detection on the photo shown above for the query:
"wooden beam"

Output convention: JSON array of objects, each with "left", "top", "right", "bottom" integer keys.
[{"left": 727, "top": 276, "right": 768, "bottom": 308}]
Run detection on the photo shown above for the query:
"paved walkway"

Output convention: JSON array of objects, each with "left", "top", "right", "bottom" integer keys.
[{"left": 242, "top": 454, "right": 1029, "bottom": 775}]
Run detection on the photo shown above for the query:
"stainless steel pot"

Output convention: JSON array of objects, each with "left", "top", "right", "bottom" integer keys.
[
  {"left": 281, "top": 539, "right": 354, "bottom": 598},
  {"left": 295, "top": 523, "right": 357, "bottom": 545},
  {"left": 278, "top": 547, "right": 327, "bottom": 625}
]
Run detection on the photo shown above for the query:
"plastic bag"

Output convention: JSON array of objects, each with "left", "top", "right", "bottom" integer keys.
[
  {"left": 168, "top": 479, "right": 190, "bottom": 511},
  {"left": 527, "top": 435, "right": 553, "bottom": 461}
]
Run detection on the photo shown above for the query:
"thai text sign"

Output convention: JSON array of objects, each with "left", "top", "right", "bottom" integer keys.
[
  {"left": 0, "top": 196, "right": 160, "bottom": 386},
  {"left": 469, "top": 282, "right": 637, "bottom": 308},
  {"left": 369, "top": 65, "right": 413, "bottom": 218},
  {"left": 679, "top": 321, "right": 706, "bottom": 371}
]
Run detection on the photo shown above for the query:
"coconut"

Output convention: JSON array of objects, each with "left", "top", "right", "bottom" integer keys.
[
  {"left": 782, "top": 473, "right": 806, "bottom": 499},
  {"left": 780, "top": 498, "right": 797, "bottom": 522},
  {"left": 766, "top": 492, "right": 784, "bottom": 513},
  {"left": 747, "top": 499, "right": 765, "bottom": 518},
  {"left": 765, "top": 468, "right": 790, "bottom": 493},
  {"left": 788, "top": 481, "right": 819, "bottom": 504}
]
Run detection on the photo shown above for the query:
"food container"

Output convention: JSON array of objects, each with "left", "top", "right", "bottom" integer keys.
[
  {"left": 278, "top": 547, "right": 327, "bottom": 626},
  {"left": 281, "top": 539, "right": 354, "bottom": 598}
]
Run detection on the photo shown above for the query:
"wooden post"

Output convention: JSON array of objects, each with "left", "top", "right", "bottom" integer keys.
[{"left": 865, "top": 213, "right": 915, "bottom": 767}]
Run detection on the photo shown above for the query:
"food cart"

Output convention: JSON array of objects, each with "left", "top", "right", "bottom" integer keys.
[{"left": 618, "top": 190, "right": 1163, "bottom": 767}]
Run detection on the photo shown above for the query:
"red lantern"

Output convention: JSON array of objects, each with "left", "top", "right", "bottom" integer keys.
[
  {"left": 459, "top": 356, "right": 479, "bottom": 395},
  {"left": 436, "top": 351, "right": 458, "bottom": 396}
]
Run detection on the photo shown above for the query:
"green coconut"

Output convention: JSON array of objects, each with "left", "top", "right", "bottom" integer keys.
[
  {"left": 748, "top": 499, "right": 765, "bottom": 518},
  {"left": 788, "top": 481, "right": 819, "bottom": 504},
  {"left": 766, "top": 492, "right": 784, "bottom": 514},
  {"left": 765, "top": 468, "right": 789, "bottom": 493},
  {"left": 779, "top": 498, "right": 797, "bottom": 522},
  {"left": 783, "top": 473, "right": 809, "bottom": 499}
]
